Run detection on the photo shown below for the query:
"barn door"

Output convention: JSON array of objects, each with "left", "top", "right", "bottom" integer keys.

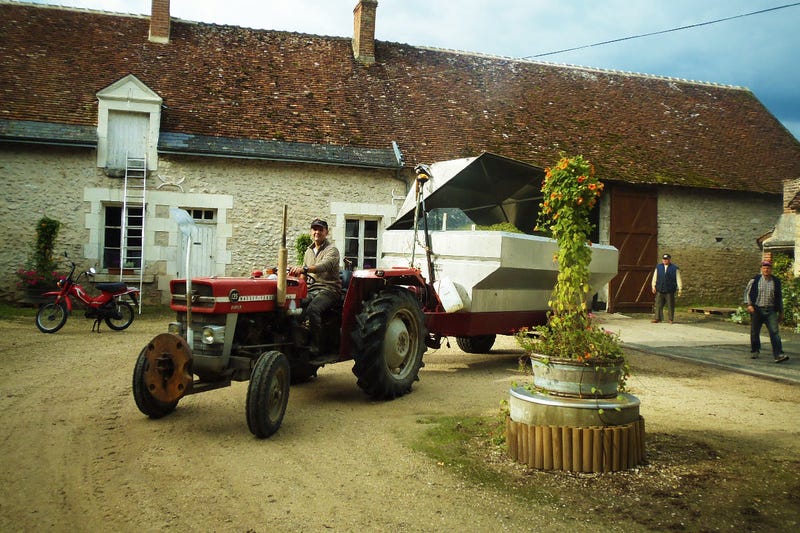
[{"left": 608, "top": 186, "right": 657, "bottom": 313}]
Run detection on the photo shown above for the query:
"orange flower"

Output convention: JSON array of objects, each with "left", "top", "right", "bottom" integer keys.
[
  {"left": 577, "top": 197, "right": 583, "bottom": 205},
  {"left": 577, "top": 175, "right": 586, "bottom": 183},
  {"left": 588, "top": 183, "right": 597, "bottom": 191}
]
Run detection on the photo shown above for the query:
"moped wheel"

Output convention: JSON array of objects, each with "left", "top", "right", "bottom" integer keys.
[
  {"left": 105, "top": 301, "right": 135, "bottom": 331},
  {"left": 35, "top": 301, "right": 68, "bottom": 333}
]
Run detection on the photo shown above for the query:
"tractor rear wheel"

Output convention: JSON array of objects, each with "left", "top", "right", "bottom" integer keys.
[
  {"left": 351, "top": 288, "right": 426, "bottom": 399},
  {"left": 456, "top": 334, "right": 496, "bottom": 353},
  {"left": 246, "top": 351, "right": 290, "bottom": 438}
]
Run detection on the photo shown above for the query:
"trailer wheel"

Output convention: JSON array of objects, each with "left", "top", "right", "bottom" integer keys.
[
  {"left": 132, "top": 346, "right": 179, "bottom": 419},
  {"left": 246, "top": 351, "right": 290, "bottom": 438},
  {"left": 456, "top": 334, "right": 496, "bottom": 354},
  {"left": 35, "top": 301, "right": 68, "bottom": 333},
  {"left": 352, "top": 288, "right": 427, "bottom": 399}
]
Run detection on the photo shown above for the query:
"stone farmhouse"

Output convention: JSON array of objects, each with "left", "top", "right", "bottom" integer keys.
[{"left": 2, "top": 0, "right": 799, "bottom": 309}]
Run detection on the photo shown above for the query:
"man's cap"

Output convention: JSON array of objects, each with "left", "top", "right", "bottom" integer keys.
[
  {"left": 761, "top": 260, "right": 772, "bottom": 267},
  {"left": 662, "top": 254, "right": 671, "bottom": 259},
  {"left": 310, "top": 218, "right": 328, "bottom": 230}
]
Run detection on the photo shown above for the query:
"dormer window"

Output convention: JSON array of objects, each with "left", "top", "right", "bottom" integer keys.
[{"left": 96, "top": 74, "right": 162, "bottom": 176}]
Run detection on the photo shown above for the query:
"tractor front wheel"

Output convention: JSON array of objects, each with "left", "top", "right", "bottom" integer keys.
[
  {"left": 132, "top": 333, "right": 193, "bottom": 418},
  {"left": 246, "top": 351, "right": 290, "bottom": 438},
  {"left": 351, "top": 288, "right": 426, "bottom": 399},
  {"left": 132, "top": 346, "right": 179, "bottom": 418}
]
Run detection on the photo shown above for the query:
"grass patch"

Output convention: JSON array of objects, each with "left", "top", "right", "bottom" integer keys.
[
  {"left": 411, "top": 415, "right": 800, "bottom": 531},
  {"left": 0, "top": 303, "right": 38, "bottom": 319}
]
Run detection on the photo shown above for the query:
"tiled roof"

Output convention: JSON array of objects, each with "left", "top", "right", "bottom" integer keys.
[{"left": 2, "top": 2, "right": 799, "bottom": 193}]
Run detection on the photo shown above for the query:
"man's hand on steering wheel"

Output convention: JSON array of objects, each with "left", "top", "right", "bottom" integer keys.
[{"left": 288, "top": 265, "right": 316, "bottom": 284}]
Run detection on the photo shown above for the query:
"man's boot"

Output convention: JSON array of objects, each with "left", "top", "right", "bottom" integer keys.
[{"left": 308, "top": 328, "right": 321, "bottom": 359}]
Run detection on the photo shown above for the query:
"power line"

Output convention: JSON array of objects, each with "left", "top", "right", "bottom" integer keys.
[{"left": 524, "top": 2, "right": 800, "bottom": 59}]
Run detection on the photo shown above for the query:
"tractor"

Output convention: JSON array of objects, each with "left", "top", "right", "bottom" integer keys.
[{"left": 132, "top": 153, "right": 619, "bottom": 438}]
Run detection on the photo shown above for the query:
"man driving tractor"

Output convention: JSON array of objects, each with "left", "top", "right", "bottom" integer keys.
[{"left": 288, "top": 218, "right": 342, "bottom": 357}]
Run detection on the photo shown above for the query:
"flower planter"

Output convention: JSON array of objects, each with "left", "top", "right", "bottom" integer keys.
[
  {"left": 509, "top": 354, "right": 644, "bottom": 472},
  {"left": 507, "top": 386, "right": 645, "bottom": 472},
  {"left": 529, "top": 353, "right": 624, "bottom": 399}
]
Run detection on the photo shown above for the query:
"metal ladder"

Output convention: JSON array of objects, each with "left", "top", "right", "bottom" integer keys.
[{"left": 122, "top": 155, "right": 146, "bottom": 313}]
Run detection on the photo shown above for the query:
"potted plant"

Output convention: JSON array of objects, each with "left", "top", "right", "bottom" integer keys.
[
  {"left": 16, "top": 216, "right": 62, "bottom": 302},
  {"left": 515, "top": 155, "right": 627, "bottom": 396},
  {"left": 506, "top": 155, "right": 642, "bottom": 473}
]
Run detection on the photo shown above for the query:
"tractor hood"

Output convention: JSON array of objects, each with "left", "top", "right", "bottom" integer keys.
[{"left": 388, "top": 152, "right": 545, "bottom": 233}]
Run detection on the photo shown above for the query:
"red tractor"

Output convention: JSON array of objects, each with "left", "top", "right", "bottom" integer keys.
[
  {"left": 132, "top": 260, "right": 433, "bottom": 438},
  {"left": 133, "top": 153, "right": 618, "bottom": 438}
]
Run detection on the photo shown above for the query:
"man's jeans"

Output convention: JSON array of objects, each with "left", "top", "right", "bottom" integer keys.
[
  {"left": 750, "top": 306, "right": 783, "bottom": 356},
  {"left": 305, "top": 286, "right": 340, "bottom": 354}
]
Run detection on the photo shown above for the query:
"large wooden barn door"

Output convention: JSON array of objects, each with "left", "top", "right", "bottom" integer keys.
[{"left": 608, "top": 186, "right": 658, "bottom": 313}]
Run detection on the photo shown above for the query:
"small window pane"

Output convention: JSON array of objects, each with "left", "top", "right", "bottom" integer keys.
[
  {"left": 345, "top": 239, "right": 359, "bottom": 256},
  {"left": 364, "top": 220, "right": 378, "bottom": 238},
  {"left": 106, "top": 207, "right": 122, "bottom": 226},
  {"left": 364, "top": 240, "right": 377, "bottom": 257},
  {"left": 345, "top": 219, "right": 359, "bottom": 238},
  {"left": 104, "top": 227, "right": 121, "bottom": 247}
]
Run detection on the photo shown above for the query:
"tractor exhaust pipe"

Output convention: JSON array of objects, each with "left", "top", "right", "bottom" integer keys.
[{"left": 277, "top": 205, "right": 288, "bottom": 306}]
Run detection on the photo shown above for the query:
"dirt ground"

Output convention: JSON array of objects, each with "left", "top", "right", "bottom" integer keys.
[{"left": 1, "top": 311, "right": 798, "bottom": 532}]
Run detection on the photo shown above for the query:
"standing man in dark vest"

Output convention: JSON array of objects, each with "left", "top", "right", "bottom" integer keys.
[
  {"left": 651, "top": 253, "right": 682, "bottom": 324},
  {"left": 745, "top": 260, "right": 788, "bottom": 362}
]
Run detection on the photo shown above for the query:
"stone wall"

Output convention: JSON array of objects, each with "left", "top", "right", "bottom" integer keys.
[
  {"left": 0, "top": 144, "right": 407, "bottom": 304},
  {"left": 656, "top": 187, "right": 781, "bottom": 305},
  {"left": 1, "top": 143, "right": 785, "bottom": 308}
]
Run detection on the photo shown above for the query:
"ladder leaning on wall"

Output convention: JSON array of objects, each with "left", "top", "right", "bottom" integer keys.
[{"left": 122, "top": 155, "right": 146, "bottom": 313}]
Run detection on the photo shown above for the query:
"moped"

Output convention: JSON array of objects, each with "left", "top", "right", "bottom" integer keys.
[{"left": 35, "top": 255, "right": 140, "bottom": 333}]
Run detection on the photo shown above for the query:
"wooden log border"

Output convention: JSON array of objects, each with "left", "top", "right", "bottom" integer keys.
[{"left": 506, "top": 417, "right": 645, "bottom": 472}]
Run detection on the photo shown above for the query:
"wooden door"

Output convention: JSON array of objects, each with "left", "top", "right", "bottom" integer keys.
[
  {"left": 608, "top": 186, "right": 657, "bottom": 313},
  {"left": 178, "top": 224, "right": 216, "bottom": 278}
]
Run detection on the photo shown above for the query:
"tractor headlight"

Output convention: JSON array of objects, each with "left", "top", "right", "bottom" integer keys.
[
  {"left": 202, "top": 325, "right": 225, "bottom": 345},
  {"left": 168, "top": 322, "right": 183, "bottom": 336}
]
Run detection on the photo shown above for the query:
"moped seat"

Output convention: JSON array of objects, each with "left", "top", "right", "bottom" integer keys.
[{"left": 95, "top": 282, "right": 127, "bottom": 292}]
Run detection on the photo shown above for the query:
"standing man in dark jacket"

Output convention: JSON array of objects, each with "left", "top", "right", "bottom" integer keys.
[
  {"left": 745, "top": 260, "right": 789, "bottom": 362},
  {"left": 651, "top": 253, "right": 682, "bottom": 324}
]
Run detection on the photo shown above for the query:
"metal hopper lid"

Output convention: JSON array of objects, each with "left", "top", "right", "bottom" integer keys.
[{"left": 388, "top": 152, "right": 545, "bottom": 234}]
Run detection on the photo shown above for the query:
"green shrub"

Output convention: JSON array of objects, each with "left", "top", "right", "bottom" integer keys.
[{"left": 295, "top": 233, "right": 312, "bottom": 263}]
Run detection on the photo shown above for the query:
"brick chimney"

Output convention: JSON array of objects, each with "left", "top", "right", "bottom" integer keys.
[
  {"left": 352, "top": 0, "right": 378, "bottom": 65},
  {"left": 149, "top": 0, "right": 170, "bottom": 44}
]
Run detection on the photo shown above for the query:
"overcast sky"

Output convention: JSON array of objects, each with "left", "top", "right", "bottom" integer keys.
[{"left": 22, "top": 0, "right": 800, "bottom": 140}]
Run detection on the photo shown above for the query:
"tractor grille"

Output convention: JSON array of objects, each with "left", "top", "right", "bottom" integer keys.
[{"left": 171, "top": 282, "right": 216, "bottom": 308}]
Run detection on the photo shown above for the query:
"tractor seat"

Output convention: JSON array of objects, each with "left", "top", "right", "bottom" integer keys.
[{"left": 340, "top": 269, "right": 353, "bottom": 291}]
